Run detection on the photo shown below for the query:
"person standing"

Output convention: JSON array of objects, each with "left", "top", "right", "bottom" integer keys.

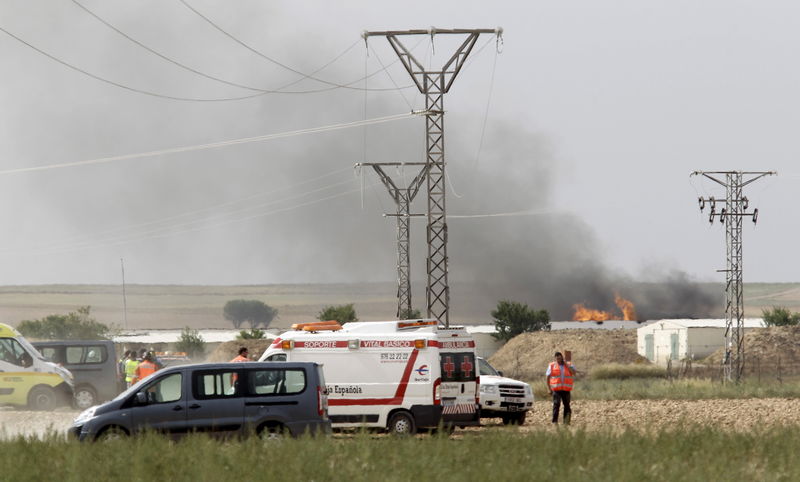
[
  {"left": 546, "top": 351, "right": 575, "bottom": 425},
  {"left": 124, "top": 351, "right": 139, "bottom": 388},
  {"left": 118, "top": 350, "right": 131, "bottom": 392},
  {"left": 133, "top": 352, "right": 159, "bottom": 384},
  {"left": 230, "top": 347, "right": 250, "bottom": 363}
]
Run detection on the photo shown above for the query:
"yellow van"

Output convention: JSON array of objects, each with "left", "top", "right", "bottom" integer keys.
[{"left": 0, "top": 323, "right": 74, "bottom": 410}]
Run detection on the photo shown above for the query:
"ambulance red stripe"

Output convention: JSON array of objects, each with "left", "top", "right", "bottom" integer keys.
[{"left": 328, "top": 349, "right": 420, "bottom": 406}]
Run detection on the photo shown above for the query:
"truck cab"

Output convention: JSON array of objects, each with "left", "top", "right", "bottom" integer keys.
[{"left": 477, "top": 356, "right": 533, "bottom": 425}]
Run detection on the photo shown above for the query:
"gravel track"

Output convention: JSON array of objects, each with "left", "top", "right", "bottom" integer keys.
[{"left": 2, "top": 398, "right": 799, "bottom": 440}]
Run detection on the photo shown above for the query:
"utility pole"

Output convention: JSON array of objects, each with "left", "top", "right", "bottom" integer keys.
[
  {"left": 356, "top": 162, "right": 428, "bottom": 318},
  {"left": 363, "top": 28, "right": 503, "bottom": 326},
  {"left": 692, "top": 170, "right": 776, "bottom": 382},
  {"left": 120, "top": 257, "right": 128, "bottom": 330}
]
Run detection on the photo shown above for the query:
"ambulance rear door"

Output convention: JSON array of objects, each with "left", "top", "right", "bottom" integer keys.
[{"left": 438, "top": 345, "right": 479, "bottom": 425}]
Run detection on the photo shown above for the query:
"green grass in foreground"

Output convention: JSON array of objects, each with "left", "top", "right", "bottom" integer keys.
[
  {"left": 532, "top": 377, "right": 800, "bottom": 400},
  {"left": 2, "top": 428, "right": 797, "bottom": 481}
]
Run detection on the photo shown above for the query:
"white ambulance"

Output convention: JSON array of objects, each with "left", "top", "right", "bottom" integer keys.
[{"left": 258, "top": 319, "right": 480, "bottom": 434}]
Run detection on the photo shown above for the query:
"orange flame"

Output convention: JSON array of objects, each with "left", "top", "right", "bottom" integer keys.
[{"left": 572, "top": 293, "right": 637, "bottom": 321}]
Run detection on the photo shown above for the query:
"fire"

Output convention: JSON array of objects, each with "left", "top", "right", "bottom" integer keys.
[{"left": 572, "top": 293, "right": 638, "bottom": 322}]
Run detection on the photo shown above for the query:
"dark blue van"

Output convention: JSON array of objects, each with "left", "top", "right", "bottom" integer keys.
[
  {"left": 71, "top": 362, "right": 330, "bottom": 441},
  {"left": 33, "top": 340, "right": 119, "bottom": 409}
]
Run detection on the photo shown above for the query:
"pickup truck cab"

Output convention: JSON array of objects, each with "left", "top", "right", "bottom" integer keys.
[
  {"left": 477, "top": 357, "right": 533, "bottom": 425},
  {"left": 72, "top": 361, "right": 330, "bottom": 441}
]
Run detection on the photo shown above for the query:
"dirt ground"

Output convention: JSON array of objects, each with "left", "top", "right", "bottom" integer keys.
[
  {"left": 478, "top": 398, "right": 800, "bottom": 433},
  {"left": 3, "top": 398, "right": 800, "bottom": 440},
  {"left": 0, "top": 407, "right": 79, "bottom": 439}
]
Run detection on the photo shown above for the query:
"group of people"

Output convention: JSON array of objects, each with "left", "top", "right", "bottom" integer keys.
[{"left": 119, "top": 349, "right": 163, "bottom": 388}]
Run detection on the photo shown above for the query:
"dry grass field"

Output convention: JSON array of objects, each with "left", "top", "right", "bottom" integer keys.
[{"left": 0, "top": 282, "right": 797, "bottom": 331}]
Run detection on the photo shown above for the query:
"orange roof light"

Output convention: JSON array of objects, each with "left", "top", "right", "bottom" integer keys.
[
  {"left": 292, "top": 321, "right": 343, "bottom": 332},
  {"left": 398, "top": 320, "right": 438, "bottom": 330}
]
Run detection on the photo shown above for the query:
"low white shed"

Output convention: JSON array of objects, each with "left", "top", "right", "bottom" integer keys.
[{"left": 637, "top": 319, "right": 765, "bottom": 365}]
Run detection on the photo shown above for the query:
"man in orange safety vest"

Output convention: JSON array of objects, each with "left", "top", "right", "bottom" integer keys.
[
  {"left": 546, "top": 351, "right": 575, "bottom": 425},
  {"left": 133, "top": 352, "right": 159, "bottom": 384},
  {"left": 230, "top": 347, "right": 250, "bottom": 363}
]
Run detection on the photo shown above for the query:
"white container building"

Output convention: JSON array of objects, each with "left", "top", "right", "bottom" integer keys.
[{"left": 637, "top": 319, "right": 765, "bottom": 365}]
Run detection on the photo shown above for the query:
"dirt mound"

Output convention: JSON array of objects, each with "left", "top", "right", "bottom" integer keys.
[
  {"left": 705, "top": 326, "right": 800, "bottom": 371},
  {"left": 488, "top": 329, "right": 646, "bottom": 382},
  {"left": 205, "top": 339, "right": 275, "bottom": 363}
]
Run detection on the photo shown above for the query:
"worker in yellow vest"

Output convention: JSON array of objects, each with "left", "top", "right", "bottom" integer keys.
[
  {"left": 124, "top": 351, "right": 139, "bottom": 388},
  {"left": 133, "top": 352, "right": 159, "bottom": 384},
  {"left": 546, "top": 351, "right": 575, "bottom": 425}
]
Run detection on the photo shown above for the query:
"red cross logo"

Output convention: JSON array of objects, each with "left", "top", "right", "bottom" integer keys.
[
  {"left": 442, "top": 356, "right": 455, "bottom": 378},
  {"left": 461, "top": 357, "right": 474, "bottom": 378}
]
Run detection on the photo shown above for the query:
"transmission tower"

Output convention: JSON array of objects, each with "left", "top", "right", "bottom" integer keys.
[
  {"left": 692, "top": 170, "right": 776, "bottom": 382},
  {"left": 356, "top": 162, "right": 429, "bottom": 318},
  {"left": 363, "top": 28, "right": 503, "bottom": 326}
]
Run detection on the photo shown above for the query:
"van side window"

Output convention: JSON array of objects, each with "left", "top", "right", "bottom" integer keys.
[
  {"left": 266, "top": 354, "right": 286, "bottom": 362},
  {"left": 0, "top": 338, "right": 29, "bottom": 367},
  {"left": 38, "top": 347, "right": 61, "bottom": 364},
  {"left": 247, "top": 369, "right": 306, "bottom": 396},
  {"left": 142, "top": 373, "right": 182, "bottom": 404},
  {"left": 193, "top": 370, "right": 238, "bottom": 399},
  {"left": 65, "top": 345, "right": 107, "bottom": 364}
]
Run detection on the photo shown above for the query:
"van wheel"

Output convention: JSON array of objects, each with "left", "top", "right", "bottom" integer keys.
[
  {"left": 387, "top": 411, "right": 416, "bottom": 435},
  {"left": 28, "top": 386, "right": 57, "bottom": 411},
  {"left": 96, "top": 426, "right": 127, "bottom": 442},
  {"left": 258, "top": 424, "right": 287, "bottom": 441},
  {"left": 74, "top": 386, "right": 98, "bottom": 410}
]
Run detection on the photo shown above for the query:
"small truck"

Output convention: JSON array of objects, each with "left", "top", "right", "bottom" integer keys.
[{"left": 477, "top": 357, "right": 533, "bottom": 425}]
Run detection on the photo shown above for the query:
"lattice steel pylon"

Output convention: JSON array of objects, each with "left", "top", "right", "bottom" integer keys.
[
  {"left": 692, "top": 170, "right": 776, "bottom": 382},
  {"left": 363, "top": 28, "right": 503, "bottom": 326},
  {"left": 356, "top": 162, "right": 428, "bottom": 318}
]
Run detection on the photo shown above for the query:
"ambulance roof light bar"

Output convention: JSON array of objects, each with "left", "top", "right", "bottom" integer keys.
[{"left": 397, "top": 319, "right": 438, "bottom": 330}]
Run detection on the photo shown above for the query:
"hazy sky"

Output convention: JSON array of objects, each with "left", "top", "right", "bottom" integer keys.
[{"left": 0, "top": 0, "right": 797, "bottom": 293}]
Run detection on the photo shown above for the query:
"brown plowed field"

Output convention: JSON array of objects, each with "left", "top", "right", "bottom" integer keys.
[
  {"left": 478, "top": 398, "right": 800, "bottom": 433},
  {"left": 4, "top": 398, "right": 800, "bottom": 440}
]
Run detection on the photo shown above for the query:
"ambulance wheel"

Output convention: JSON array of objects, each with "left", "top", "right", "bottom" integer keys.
[
  {"left": 28, "top": 386, "right": 57, "bottom": 411},
  {"left": 387, "top": 411, "right": 416, "bottom": 435},
  {"left": 74, "top": 386, "right": 98, "bottom": 410}
]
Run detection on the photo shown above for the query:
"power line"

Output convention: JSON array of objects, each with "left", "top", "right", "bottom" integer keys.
[
  {"left": 6, "top": 182, "right": 376, "bottom": 256},
  {"left": 71, "top": 0, "right": 413, "bottom": 94},
  {"left": 0, "top": 22, "right": 263, "bottom": 102},
  {"left": 0, "top": 111, "right": 425, "bottom": 176},
  {"left": 5, "top": 166, "right": 354, "bottom": 253},
  {"left": 0, "top": 21, "right": 409, "bottom": 103},
  {"left": 178, "top": 0, "right": 410, "bottom": 91}
]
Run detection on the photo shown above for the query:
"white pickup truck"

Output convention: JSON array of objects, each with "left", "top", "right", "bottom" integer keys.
[{"left": 477, "top": 357, "right": 533, "bottom": 425}]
